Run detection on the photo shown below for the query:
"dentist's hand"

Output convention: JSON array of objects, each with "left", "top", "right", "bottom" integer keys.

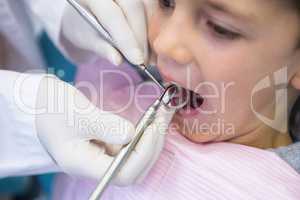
[
  {"left": 61, "top": 0, "right": 148, "bottom": 66},
  {"left": 113, "top": 103, "right": 176, "bottom": 186},
  {"left": 35, "top": 76, "right": 176, "bottom": 185},
  {"left": 36, "top": 76, "right": 134, "bottom": 181}
]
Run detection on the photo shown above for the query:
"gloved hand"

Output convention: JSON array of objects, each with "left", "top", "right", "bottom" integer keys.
[
  {"left": 36, "top": 76, "right": 176, "bottom": 185},
  {"left": 114, "top": 102, "right": 176, "bottom": 185},
  {"left": 61, "top": 0, "right": 148, "bottom": 66}
]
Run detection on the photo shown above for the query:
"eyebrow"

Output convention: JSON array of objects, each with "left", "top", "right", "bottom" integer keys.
[{"left": 202, "top": 0, "right": 256, "bottom": 21}]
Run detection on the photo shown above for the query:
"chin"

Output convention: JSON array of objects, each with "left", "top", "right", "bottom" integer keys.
[{"left": 171, "top": 114, "right": 220, "bottom": 143}]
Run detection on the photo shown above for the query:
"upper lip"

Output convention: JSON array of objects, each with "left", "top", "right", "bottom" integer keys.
[
  {"left": 158, "top": 69, "right": 204, "bottom": 109},
  {"left": 159, "top": 69, "right": 201, "bottom": 95}
]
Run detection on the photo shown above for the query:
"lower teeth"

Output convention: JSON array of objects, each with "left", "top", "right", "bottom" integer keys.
[
  {"left": 177, "top": 89, "right": 204, "bottom": 110},
  {"left": 168, "top": 86, "right": 204, "bottom": 110}
]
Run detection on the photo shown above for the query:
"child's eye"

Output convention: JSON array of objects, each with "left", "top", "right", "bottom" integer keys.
[
  {"left": 159, "top": 0, "right": 175, "bottom": 10},
  {"left": 207, "top": 20, "right": 240, "bottom": 40}
]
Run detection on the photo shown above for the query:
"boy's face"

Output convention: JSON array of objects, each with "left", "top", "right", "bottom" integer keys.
[{"left": 148, "top": 0, "right": 300, "bottom": 144}]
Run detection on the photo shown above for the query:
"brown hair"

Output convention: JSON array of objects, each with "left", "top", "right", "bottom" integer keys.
[
  {"left": 289, "top": 0, "right": 300, "bottom": 9},
  {"left": 288, "top": 1, "right": 300, "bottom": 140},
  {"left": 295, "top": 0, "right": 300, "bottom": 10}
]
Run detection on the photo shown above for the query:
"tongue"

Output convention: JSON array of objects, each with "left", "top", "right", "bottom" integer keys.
[
  {"left": 169, "top": 87, "right": 204, "bottom": 109},
  {"left": 189, "top": 91, "right": 204, "bottom": 109}
]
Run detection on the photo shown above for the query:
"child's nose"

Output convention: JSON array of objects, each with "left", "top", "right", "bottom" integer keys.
[{"left": 153, "top": 17, "right": 193, "bottom": 65}]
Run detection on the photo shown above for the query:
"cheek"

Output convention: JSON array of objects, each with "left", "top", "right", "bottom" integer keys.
[
  {"left": 191, "top": 49, "right": 273, "bottom": 131},
  {"left": 148, "top": 15, "right": 162, "bottom": 50}
]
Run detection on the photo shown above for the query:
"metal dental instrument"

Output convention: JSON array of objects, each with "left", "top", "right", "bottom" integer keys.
[
  {"left": 67, "top": 0, "right": 165, "bottom": 90},
  {"left": 89, "top": 84, "right": 180, "bottom": 200},
  {"left": 66, "top": 1, "right": 178, "bottom": 199}
]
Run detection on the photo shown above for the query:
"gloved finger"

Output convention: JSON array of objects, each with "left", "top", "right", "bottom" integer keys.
[
  {"left": 105, "top": 144, "right": 123, "bottom": 156},
  {"left": 86, "top": 38, "right": 123, "bottom": 66},
  {"left": 115, "top": 0, "right": 149, "bottom": 63},
  {"left": 134, "top": 105, "right": 176, "bottom": 183},
  {"left": 90, "top": 140, "right": 122, "bottom": 156},
  {"left": 142, "top": 0, "right": 158, "bottom": 19},
  {"left": 59, "top": 140, "right": 115, "bottom": 180},
  {"left": 86, "top": 0, "right": 144, "bottom": 65},
  {"left": 76, "top": 108, "right": 135, "bottom": 145},
  {"left": 134, "top": 129, "right": 165, "bottom": 184},
  {"left": 58, "top": 82, "right": 135, "bottom": 145},
  {"left": 62, "top": 5, "right": 123, "bottom": 65},
  {"left": 114, "top": 104, "right": 176, "bottom": 186}
]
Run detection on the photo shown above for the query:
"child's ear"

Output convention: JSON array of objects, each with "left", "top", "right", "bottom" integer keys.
[{"left": 291, "top": 70, "right": 300, "bottom": 90}]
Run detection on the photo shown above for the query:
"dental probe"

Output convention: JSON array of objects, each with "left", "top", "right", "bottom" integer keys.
[
  {"left": 67, "top": 0, "right": 165, "bottom": 90},
  {"left": 89, "top": 84, "right": 180, "bottom": 200}
]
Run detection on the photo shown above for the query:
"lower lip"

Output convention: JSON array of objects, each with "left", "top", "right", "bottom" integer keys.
[{"left": 177, "top": 107, "right": 200, "bottom": 118}]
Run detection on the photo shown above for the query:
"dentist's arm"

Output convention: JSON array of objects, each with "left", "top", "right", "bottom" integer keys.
[
  {"left": 37, "top": 76, "right": 176, "bottom": 185},
  {"left": 0, "top": 70, "right": 175, "bottom": 185},
  {"left": 0, "top": 70, "right": 134, "bottom": 178},
  {"left": 26, "top": 0, "right": 149, "bottom": 66}
]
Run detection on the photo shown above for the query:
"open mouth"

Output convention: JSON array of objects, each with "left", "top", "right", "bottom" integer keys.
[{"left": 168, "top": 85, "right": 204, "bottom": 114}]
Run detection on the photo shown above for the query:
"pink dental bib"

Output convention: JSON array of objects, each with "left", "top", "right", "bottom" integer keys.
[
  {"left": 53, "top": 131, "right": 300, "bottom": 200},
  {"left": 52, "top": 60, "right": 300, "bottom": 200}
]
